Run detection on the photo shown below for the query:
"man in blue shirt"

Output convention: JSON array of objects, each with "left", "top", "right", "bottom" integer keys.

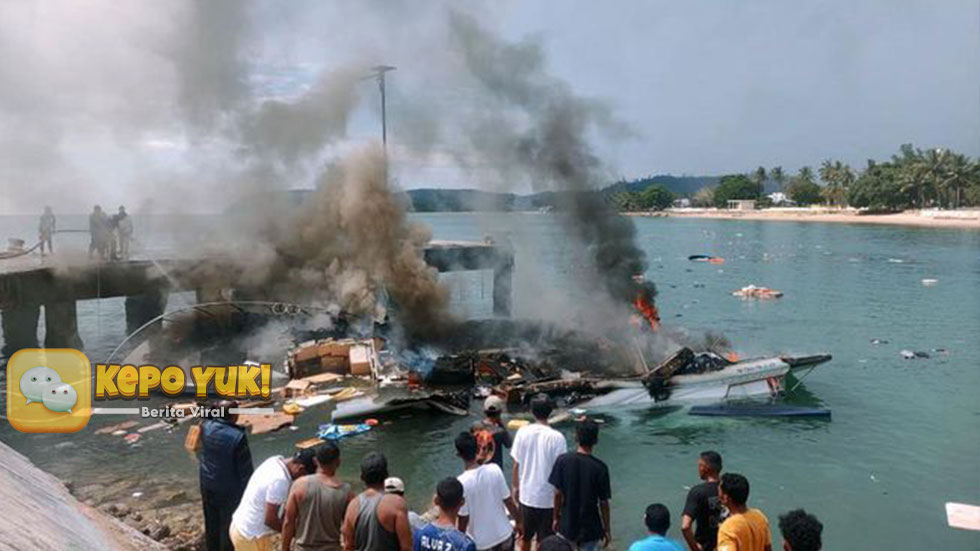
[
  {"left": 414, "top": 478, "right": 476, "bottom": 551},
  {"left": 629, "top": 504, "right": 684, "bottom": 551}
]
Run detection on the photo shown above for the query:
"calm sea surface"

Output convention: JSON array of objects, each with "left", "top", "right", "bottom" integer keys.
[{"left": 1, "top": 212, "right": 978, "bottom": 549}]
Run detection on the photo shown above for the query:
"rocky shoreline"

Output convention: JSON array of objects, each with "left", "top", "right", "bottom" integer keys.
[{"left": 68, "top": 472, "right": 206, "bottom": 551}]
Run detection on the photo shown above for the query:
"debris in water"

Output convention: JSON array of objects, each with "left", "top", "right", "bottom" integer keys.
[
  {"left": 921, "top": 278, "right": 938, "bottom": 286},
  {"left": 95, "top": 420, "right": 139, "bottom": 435},
  {"left": 732, "top": 285, "right": 783, "bottom": 299},
  {"left": 317, "top": 423, "right": 372, "bottom": 440}
]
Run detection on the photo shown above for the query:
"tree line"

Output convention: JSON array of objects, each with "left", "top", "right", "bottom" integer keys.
[{"left": 610, "top": 144, "right": 980, "bottom": 211}]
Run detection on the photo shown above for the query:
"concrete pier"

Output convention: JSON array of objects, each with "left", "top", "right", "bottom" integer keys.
[
  {"left": 0, "top": 240, "right": 514, "bottom": 357},
  {"left": 1, "top": 304, "right": 39, "bottom": 357},
  {"left": 423, "top": 240, "right": 514, "bottom": 316},
  {"left": 43, "top": 300, "right": 84, "bottom": 349},
  {"left": 124, "top": 288, "right": 169, "bottom": 336}
]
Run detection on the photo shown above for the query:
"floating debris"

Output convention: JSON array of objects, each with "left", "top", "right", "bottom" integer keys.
[
  {"left": 732, "top": 285, "right": 784, "bottom": 299},
  {"left": 95, "top": 420, "right": 139, "bottom": 435},
  {"left": 317, "top": 423, "right": 372, "bottom": 440},
  {"left": 921, "top": 278, "right": 939, "bottom": 286}
]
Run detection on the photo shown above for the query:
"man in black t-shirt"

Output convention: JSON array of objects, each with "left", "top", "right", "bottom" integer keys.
[
  {"left": 548, "top": 420, "right": 611, "bottom": 551},
  {"left": 681, "top": 451, "right": 725, "bottom": 551}
]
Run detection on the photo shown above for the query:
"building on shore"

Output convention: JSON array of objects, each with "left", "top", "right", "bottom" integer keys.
[{"left": 726, "top": 199, "right": 757, "bottom": 210}]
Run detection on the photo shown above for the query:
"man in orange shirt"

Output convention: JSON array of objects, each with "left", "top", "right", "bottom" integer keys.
[{"left": 716, "top": 474, "right": 771, "bottom": 551}]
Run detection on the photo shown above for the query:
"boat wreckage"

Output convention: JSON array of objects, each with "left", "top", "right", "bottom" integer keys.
[{"left": 279, "top": 323, "right": 832, "bottom": 423}]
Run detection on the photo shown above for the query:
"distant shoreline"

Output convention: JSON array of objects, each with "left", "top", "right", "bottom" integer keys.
[{"left": 627, "top": 208, "right": 980, "bottom": 230}]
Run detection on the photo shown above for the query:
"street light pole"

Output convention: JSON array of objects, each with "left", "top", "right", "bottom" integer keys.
[{"left": 366, "top": 65, "right": 396, "bottom": 152}]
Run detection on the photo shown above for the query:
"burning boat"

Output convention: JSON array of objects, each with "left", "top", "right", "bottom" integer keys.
[{"left": 283, "top": 320, "right": 831, "bottom": 422}]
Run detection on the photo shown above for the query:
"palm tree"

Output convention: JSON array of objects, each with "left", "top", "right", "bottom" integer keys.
[
  {"left": 939, "top": 152, "right": 975, "bottom": 209},
  {"left": 753, "top": 166, "right": 767, "bottom": 189},
  {"left": 770, "top": 166, "right": 785, "bottom": 191},
  {"left": 818, "top": 160, "right": 853, "bottom": 207},
  {"left": 798, "top": 166, "right": 815, "bottom": 185},
  {"left": 916, "top": 148, "right": 948, "bottom": 208},
  {"left": 837, "top": 161, "right": 855, "bottom": 207},
  {"left": 818, "top": 160, "right": 838, "bottom": 207}
]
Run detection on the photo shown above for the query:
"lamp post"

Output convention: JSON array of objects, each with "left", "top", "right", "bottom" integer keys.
[{"left": 365, "top": 65, "right": 396, "bottom": 152}]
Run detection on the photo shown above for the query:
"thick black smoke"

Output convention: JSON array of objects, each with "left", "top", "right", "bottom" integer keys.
[{"left": 447, "top": 12, "right": 656, "bottom": 312}]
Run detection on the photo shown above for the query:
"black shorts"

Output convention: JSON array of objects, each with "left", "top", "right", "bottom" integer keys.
[{"left": 520, "top": 504, "right": 554, "bottom": 542}]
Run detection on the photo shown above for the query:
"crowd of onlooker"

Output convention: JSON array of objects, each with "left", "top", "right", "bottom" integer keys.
[{"left": 196, "top": 395, "right": 824, "bottom": 551}]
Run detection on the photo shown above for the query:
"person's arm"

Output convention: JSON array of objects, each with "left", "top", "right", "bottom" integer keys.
[
  {"left": 764, "top": 516, "right": 772, "bottom": 551},
  {"left": 598, "top": 464, "right": 611, "bottom": 548},
  {"left": 264, "top": 477, "right": 290, "bottom": 533},
  {"left": 552, "top": 489, "right": 564, "bottom": 533},
  {"left": 281, "top": 482, "right": 303, "bottom": 551},
  {"left": 511, "top": 460, "right": 520, "bottom": 501},
  {"left": 265, "top": 502, "right": 283, "bottom": 533},
  {"left": 503, "top": 496, "right": 522, "bottom": 537},
  {"left": 681, "top": 514, "right": 701, "bottom": 551},
  {"left": 547, "top": 456, "right": 565, "bottom": 534},
  {"left": 600, "top": 500, "right": 611, "bottom": 548},
  {"left": 391, "top": 498, "right": 413, "bottom": 551},
  {"left": 342, "top": 496, "right": 360, "bottom": 551},
  {"left": 458, "top": 514, "right": 470, "bottom": 532},
  {"left": 680, "top": 487, "right": 703, "bottom": 551}
]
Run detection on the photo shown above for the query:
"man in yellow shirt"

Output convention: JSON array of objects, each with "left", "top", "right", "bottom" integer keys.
[{"left": 716, "top": 474, "right": 771, "bottom": 551}]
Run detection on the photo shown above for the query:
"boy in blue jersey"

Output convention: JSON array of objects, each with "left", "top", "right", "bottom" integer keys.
[
  {"left": 415, "top": 477, "right": 477, "bottom": 551},
  {"left": 629, "top": 504, "right": 684, "bottom": 551}
]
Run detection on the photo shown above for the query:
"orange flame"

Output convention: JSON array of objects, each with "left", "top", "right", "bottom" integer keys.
[{"left": 632, "top": 295, "right": 660, "bottom": 331}]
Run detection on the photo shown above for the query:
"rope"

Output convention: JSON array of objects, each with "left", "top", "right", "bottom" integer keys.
[{"left": 0, "top": 241, "right": 42, "bottom": 260}]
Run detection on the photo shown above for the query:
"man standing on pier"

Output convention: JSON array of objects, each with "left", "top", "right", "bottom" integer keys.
[
  {"left": 199, "top": 401, "right": 253, "bottom": 551},
  {"left": 681, "top": 451, "right": 724, "bottom": 551},
  {"left": 511, "top": 395, "right": 566, "bottom": 551},
  {"left": 38, "top": 206, "right": 55, "bottom": 256},
  {"left": 88, "top": 205, "right": 109, "bottom": 260},
  {"left": 115, "top": 205, "right": 133, "bottom": 260}
]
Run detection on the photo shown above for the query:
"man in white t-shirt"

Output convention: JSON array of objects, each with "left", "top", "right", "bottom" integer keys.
[
  {"left": 456, "top": 432, "right": 523, "bottom": 551},
  {"left": 230, "top": 450, "right": 316, "bottom": 551},
  {"left": 510, "top": 395, "right": 567, "bottom": 551}
]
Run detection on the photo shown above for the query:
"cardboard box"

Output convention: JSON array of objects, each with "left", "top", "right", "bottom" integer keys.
[
  {"left": 283, "top": 379, "right": 312, "bottom": 398},
  {"left": 320, "top": 355, "right": 349, "bottom": 373},
  {"left": 349, "top": 344, "right": 373, "bottom": 376},
  {"left": 293, "top": 345, "right": 320, "bottom": 363}
]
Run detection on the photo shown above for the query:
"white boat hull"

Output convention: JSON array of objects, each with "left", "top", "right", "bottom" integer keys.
[{"left": 580, "top": 358, "right": 791, "bottom": 410}]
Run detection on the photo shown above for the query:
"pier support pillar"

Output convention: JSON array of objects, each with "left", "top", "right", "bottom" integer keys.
[
  {"left": 125, "top": 288, "right": 169, "bottom": 336},
  {"left": 492, "top": 261, "right": 513, "bottom": 317},
  {"left": 1, "top": 304, "right": 40, "bottom": 357},
  {"left": 43, "top": 301, "right": 83, "bottom": 349}
]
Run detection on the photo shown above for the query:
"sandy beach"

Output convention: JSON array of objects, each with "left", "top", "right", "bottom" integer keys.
[{"left": 631, "top": 208, "right": 980, "bottom": 230}]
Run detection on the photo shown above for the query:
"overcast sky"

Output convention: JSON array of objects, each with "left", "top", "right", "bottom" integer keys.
[{"left": 0, "top": 0, "right": 977, "bottom": 213}]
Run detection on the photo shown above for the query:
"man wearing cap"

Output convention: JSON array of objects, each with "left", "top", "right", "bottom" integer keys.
[
  {"left": 384, "top": 477, "right": 429, "bottom": 530},
  {"left": 230, "top": 450, "right": 317, "bottom": 551},
  {"left": 474, "top": 395, "right": 512, "bottom": 471}
]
